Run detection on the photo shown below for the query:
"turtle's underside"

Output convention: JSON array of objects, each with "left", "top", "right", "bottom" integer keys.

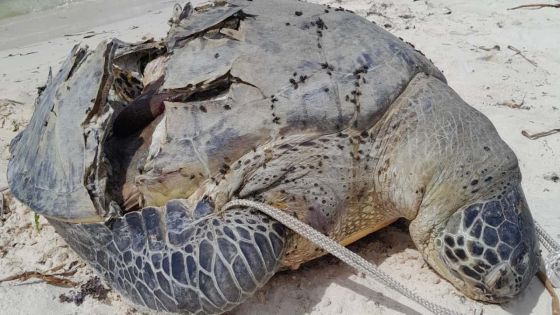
[{"left": 8, "top": 0, "right": 540, "bottom": 314}]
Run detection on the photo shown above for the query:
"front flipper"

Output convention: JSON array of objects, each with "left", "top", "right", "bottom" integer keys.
[{"left": 49, "top": 201, "right": 286, "bottom": 314}]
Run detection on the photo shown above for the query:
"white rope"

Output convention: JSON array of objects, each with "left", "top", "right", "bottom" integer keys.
[
  {"left": 223, "top": 199, "right": 463, "bottom": 315},
  {"left": 535, "top": 221, "right": 560, "bottom": 252},
  {"left": 534, "top": 221, "right": 560, "bottom": 288}
]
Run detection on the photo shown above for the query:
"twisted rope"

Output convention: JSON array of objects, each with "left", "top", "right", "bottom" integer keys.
[
  {"left": 223, "top": 199, "right": 463, "bottom": 315},
  {"left": 534, "top": 221, "right": 560, "bottom": 288},
  {"left": 535, "top": 221, "right": 560, "bottom": 252}
]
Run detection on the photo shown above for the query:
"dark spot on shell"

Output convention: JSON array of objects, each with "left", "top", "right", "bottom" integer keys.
[{"left": 289, "top": 78, "right": 298, "bottom": 89}]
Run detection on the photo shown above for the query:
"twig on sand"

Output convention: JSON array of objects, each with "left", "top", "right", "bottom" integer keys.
[
  {"left": 0, "top": 187, "right": 11, "bottom": 218},
  {"left": 83, "top": 32, "right": 106, "bottom": 39},
  {"left": 0, "top": 270, "right": 78, "bottom": 288},
  {"left": 497, "top": 95, "right": 528, "bottom": 110},
  {"left": 537, "top": 271, "right": 560, "bottom": 315},
  {"left": 522, "top": 128, "right": 560, "bottom": 140},
  {"left": 0, "top": 99, "right": 23, "bottom": 105},
  {"left": 508, "top": 45, "right": 538, "bottom": 67},
  {"left": 64, "top": 30, "right": 107, "bottom": 39},
  {"left": 477, "top": 44, "right": 501, "bottom": 51},
  {"left": 4, "top": 52, "right": 37, "bottom": 58},
  {"left": 508, "top": 3, "right": 560, "bottom": 10},
  {"left": 0, "top": 201, "right": 3, "bottom": 220},
  {"left": 64, "top": 30, "right": 93, "bottom": 37}
]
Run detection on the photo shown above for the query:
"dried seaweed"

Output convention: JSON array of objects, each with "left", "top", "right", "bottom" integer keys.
[
  {"left": 508, "top": 3, "right": 560, "bottom": 10},
  {"left": 507, "top": 45, "right": 538, "bottom": 67},
  {"left": 59, "top": 277, "right": 110, "bottom": 305},
  {"left": 0, "top": 270, "right": 78, "bottom": 288}
]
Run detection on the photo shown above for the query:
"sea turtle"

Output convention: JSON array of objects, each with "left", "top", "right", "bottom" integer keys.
[{"left": 7, "top": 0, "right": 540, "bottom": 313}]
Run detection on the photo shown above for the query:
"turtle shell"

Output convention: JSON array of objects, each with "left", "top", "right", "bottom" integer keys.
[
  {"left": 134, "top": 0, "right": 444, "bottom": 205},
  {"left": 8, "top": 0, "right": 443, "bottom": 221}
]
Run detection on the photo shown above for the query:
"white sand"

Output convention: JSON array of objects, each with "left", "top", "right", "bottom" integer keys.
[{"left": 0, "top": 0, "right": 558, "bottom": 314}]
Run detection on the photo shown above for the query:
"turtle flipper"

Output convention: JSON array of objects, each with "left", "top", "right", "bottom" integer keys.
[
  {"left": 8, "top": 43, "right": 111, "bottom": 223},
  {"left": 49, "top": 201, "right": 285, "bottom": 314}
]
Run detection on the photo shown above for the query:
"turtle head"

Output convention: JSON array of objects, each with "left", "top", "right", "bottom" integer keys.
[{"left": 426, "top": 186, "right": 540, "bottom": 302}]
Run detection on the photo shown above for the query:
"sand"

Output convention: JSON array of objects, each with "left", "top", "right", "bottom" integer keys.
[{"left": 0, "top": 0, "right": 558, "bottom": 314}]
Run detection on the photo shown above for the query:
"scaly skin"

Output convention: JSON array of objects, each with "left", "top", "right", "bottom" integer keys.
[{"left": 50, "top": 203, "right": 286, "bottom": 314}]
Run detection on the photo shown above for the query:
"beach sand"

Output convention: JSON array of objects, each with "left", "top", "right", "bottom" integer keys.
[{"left": 0, "top": 0, "right": 558, "bottom": 314}]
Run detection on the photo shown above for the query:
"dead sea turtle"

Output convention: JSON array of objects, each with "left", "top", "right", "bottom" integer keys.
[{"left": 8, "top": 0, "right": 540, "bottom": 313}]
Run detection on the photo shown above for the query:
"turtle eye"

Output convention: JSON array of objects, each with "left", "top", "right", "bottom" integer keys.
[{"left": 437, "top": 186, "right": 540, "bottom": 302}]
